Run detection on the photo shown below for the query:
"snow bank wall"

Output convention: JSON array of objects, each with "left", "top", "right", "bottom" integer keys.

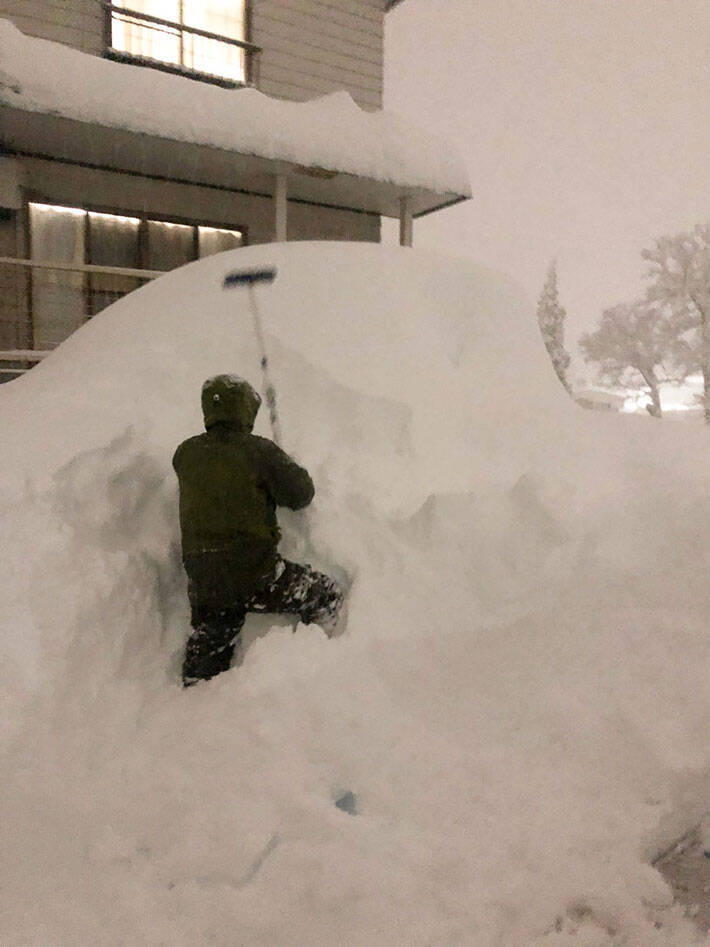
[
  {"left": 2, "top": 243, "right": 710, "bottom": 945},
  {"left": 2, "top": 240, "right": 569, "bottom": 710}
]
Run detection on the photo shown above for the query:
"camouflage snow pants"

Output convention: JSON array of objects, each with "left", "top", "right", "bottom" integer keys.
[{"left": 182, "top": 557, "right": 343, "bottom": 687}]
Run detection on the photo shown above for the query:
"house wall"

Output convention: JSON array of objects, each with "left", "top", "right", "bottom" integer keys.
[
  {"left": 19, "top": 157, "right": 380, "bottom": 245},
  {"left": 0, "top": 155, "right": 378, "bottom": 348},
  {"left": 0, "top": 0, "right": 385, "bottom": 110},
  {"left": 0, "top": 0, "right": 103, "bottom": 55},
  {"left": 252, "top": 0, "right": 383, "bottom": 109},
  {"left": 0, "top": 2, "right": 385, "bottom": 352}
]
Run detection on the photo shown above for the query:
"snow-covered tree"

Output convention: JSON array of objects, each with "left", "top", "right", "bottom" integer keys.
[
  {"left": 579, "top": 301, "right": 691, "bottom": 417},
  {"left": 642, "top": 224, "right": 710, "bottom": 421},
  {"left": 536, "top": 261, "right": 571, "bottom": 391}
]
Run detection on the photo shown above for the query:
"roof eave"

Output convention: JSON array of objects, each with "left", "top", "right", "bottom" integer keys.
[{"left": 0, "top": 102, "right": 471, "bottom": 220}]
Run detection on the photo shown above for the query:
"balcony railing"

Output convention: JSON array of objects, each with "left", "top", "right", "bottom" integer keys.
[
  {"left": 0, "top": 257, "right": 165, "bottom": 382},
  {"left": 104, "top": 3, "right": 262, "bottom": 88}
]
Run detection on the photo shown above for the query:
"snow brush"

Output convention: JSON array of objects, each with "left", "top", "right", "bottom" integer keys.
[{"left": 223, "top": 267, "right": 282, "bottom": 446}]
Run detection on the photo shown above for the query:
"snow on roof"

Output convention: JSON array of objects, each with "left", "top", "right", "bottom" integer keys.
[{"left": 0, "top": 18, "right": 471, "bottom": 198}]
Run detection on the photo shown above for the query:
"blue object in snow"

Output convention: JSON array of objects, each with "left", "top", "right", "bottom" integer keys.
[
  {"left": 223, "top": 268, "right": 277, "bottom": 287},
  {"left": 334, "top": 790, "right": 357, "bottom": 816}
]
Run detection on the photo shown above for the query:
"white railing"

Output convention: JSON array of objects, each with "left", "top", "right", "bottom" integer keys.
[
  {"left": 0, "top": 257, "right": 165, "bottom": 280},
  {"left": 0, "top": 257, "right": 165, "bottom": 381},
  {"left": 0, "top": 349, "right": 50, "bottom": 378}
]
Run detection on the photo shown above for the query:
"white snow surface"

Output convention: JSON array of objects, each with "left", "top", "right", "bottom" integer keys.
[
  {"left": 2, "top": 242, "right": 710, "bottom": 945},
  {"left": 0, "top": 18, "right": 471, "bottom": 197}
]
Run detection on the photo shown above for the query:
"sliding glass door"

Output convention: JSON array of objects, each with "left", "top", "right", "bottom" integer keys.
[
  {"left": 87, "top": 212, "right": 142, "bottom": 317},
  {"left": 29, "top": 203, "right": 242, "bottom": 348},
  {"left": 29, "top": 204, "right": 86, "bottom": 350}
]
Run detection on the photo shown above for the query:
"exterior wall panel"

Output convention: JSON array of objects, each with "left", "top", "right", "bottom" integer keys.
[
  {"left": 21, "top": 156, "right": 380, "bottom": 249},
  {"left": 258, "top": 46, "right": 382, "bottom": 94},
  {"left": 253, "top": 13, "right": 382, "bottom": 69},
  {"left": 252, "top": 0, "right": 384, "bottom": 109},
  {"left": 0, "top": 0, "right": 103, "bottom": 55},
  {"left": 0, "top": 157, "right": 377, "bottom": 354}
]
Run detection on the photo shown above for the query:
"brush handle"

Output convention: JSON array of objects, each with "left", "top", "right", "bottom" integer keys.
[{"left": 248, "top": 285, "right": 282, "bottom": 447}]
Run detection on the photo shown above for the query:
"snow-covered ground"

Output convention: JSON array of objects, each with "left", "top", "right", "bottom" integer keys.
[
  {"left": 621, "top": 379, "right": 704, "bottom": 418},
  {"left": 2, "top": 242, "right": 710, "bottom": 945},
  {"left": 575, "top": 380, "right": 704, "bottom": 418}
]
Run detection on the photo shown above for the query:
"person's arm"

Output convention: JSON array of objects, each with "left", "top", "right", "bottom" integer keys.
[
  {"left": 172, "top": 441, "right": 187, "bottom": 475},
  {"left": 259, "top": 439, "right": 314, "bottom": 510}
]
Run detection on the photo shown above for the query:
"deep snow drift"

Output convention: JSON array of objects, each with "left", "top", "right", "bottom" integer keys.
[{"left": 2, "top": 242, "right": 710, "bottom": 945}]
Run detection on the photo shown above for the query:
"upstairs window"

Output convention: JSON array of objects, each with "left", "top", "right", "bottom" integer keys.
[{"left": 108, "top": 1, "right": 250, "bottom": 84}]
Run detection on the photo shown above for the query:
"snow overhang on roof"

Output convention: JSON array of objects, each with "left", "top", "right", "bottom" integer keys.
[{"left": 0, "top": 19, "right": 470, "bottom": 220}]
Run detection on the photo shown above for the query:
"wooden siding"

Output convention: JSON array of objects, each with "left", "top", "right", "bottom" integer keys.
[
  {"left": 0, "top": 0, "right": 104, "bottom": 55},
  {"left": 0, "top": 1, "right": 385, "bottom": 109},
  {"left": 252, "top": 0, "right": 384, "bottom": 109}
]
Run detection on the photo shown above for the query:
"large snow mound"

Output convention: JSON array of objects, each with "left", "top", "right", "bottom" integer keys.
[
  {"left": 2, "top": 242, "right": 710, "bottom": 945},
  {"left": 0, "top": 18, "right": 470, "bottom": 196}
]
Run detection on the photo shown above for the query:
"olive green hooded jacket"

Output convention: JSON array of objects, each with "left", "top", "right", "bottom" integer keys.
[{"left": 172, "top": 375, "right": 314, "bottom": 600}]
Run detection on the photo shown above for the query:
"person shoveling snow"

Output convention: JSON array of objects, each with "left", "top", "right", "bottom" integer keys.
[{"left": 173, "top": 374, "right": 343, "bottom": 687}]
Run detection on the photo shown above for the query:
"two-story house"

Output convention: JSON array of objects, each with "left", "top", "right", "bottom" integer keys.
[{"left": 0, "top": 1, "right": 470, "bottom": 376}]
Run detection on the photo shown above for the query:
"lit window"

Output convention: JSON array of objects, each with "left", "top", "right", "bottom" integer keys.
[
  {"left": 29, "top": 203, "right": 86, "bottom": 349},
  {"left": 28, "top": 203, "right": 243, "bottom": 344},
  {"left": 198, "top": 225, "right": 243, "bottom": 258},
  {"left": 110, "top": 1, "right": 247, "bottom": 83}
]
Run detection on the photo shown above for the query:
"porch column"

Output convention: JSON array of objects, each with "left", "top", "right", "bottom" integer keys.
[
  {"left": 274, "top": 173, "right": 288, "bottom": 242},
  {"left": 399, "top": 195, "right": 413, "bottom": 247}
]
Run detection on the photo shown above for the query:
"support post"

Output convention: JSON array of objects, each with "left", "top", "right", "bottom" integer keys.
[
  {"left": 399, "top": 195, "right": 413, "bottom": 247},
  {"left": 274, "top": 173, "right": 288, "bottom": 243}
]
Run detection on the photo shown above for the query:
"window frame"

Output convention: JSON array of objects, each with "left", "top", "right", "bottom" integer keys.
[
  {"left": 27, "top": 199, "right": 247, "bottom": 265},
  {"left": 102, "top": 1, "right": 258, "bottom": 89},
  {"left": 25, "top": 199, "right": 246, "bottom": 339}
]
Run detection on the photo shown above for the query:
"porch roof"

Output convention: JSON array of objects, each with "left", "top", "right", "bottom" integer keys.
[{"left": 0, "top": 19, "right": 470, "bottom": 220}]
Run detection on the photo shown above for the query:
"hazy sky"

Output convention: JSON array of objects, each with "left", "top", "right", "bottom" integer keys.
[{"left": 383, "top": 0, "right": 709, "bottom": 380}]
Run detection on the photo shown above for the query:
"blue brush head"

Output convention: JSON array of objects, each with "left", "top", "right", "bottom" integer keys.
[{"left": 223, "top": 267, "right": 277, "bottom": 288}]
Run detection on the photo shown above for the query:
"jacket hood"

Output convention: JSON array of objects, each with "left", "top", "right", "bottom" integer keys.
[{"left": 201, "top": 375, "right": 261, "bottom": 432}]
